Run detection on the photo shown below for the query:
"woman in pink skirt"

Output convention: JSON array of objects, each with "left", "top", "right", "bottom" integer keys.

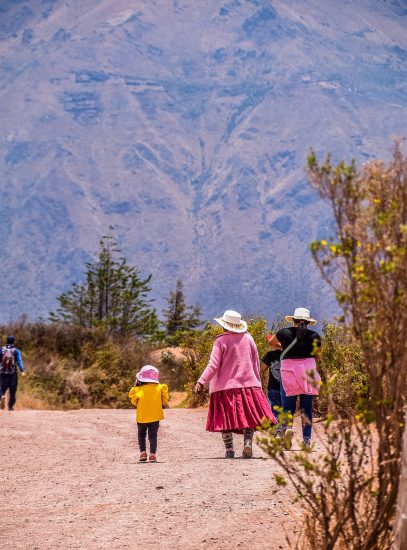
[{"left": 195, "top": 310, "right": 276, "bottom": 458}]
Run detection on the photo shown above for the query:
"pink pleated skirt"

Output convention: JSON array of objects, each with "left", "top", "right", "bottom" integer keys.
[{"left": 206, "top": 386, "right": 276, "bottom": 433}]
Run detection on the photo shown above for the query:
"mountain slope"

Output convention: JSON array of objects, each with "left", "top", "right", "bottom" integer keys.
[{"left": 0, "top": 0, "right": 406, "bottom": 322}]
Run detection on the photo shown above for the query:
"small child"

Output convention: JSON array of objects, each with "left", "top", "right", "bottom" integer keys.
[
  {"left": 128, "top": 365, "right": 169, "bottom": 463},
  {"left": 261, "top": 334, "right": 283, "bottom": 420}
]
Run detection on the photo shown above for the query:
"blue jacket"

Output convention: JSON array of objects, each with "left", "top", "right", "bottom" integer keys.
[{"left": 0, "top": 345, "right": 25, "bottom": 373}]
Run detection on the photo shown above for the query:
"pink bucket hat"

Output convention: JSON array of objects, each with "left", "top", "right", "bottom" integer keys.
[{"left": 136, "top": 365, "right": 160, "bottom": 384}]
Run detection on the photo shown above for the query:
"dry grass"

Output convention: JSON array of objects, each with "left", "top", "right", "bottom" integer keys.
[
  {"left": 149, "top": 347, "right": 186, "bottom": 362},
  {"left": 168, "top": 391, "right": 188, "bottom": 408},
  {"left": 13, "top": 388, "right": 188, "bottom": 411},
  {"left": 14, "top": 390, "right": 54, "bottom": 410}
]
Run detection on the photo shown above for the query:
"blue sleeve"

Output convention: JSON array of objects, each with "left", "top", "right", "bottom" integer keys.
[{"left": 15, "top": 349, "right": 25, "bottom": 372}]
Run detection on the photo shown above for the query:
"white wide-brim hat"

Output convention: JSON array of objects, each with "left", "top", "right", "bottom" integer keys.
[
  {"left": 285, "top": 307, "right": 317, "bottom": 325},
  {"left": 214, "top": 310, "right": 248, "bottom": 333},
  {"left": 136, "top": 365, "right": 160, "bottom": 384}
]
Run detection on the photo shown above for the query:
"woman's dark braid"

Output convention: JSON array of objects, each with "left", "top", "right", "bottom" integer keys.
[{"left": 295, "top": 318, "right": 309, "bottom": 343}]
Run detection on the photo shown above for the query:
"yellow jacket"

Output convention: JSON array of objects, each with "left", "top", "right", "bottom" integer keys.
[{"left": 128, "top": 383, "right": 169, "bottom": 423}]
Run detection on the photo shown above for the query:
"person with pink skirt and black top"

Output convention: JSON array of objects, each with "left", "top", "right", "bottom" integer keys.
[
  {"left": 268, "top": 307, "right": 322, "bottom": 449},
  {"left": 195, "top": 310, "right": 276, "bottom": 459}
]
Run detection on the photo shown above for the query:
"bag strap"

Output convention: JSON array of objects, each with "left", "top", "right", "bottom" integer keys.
[{"left": 280, "top": 337, "right": 298, "bottom": 360}]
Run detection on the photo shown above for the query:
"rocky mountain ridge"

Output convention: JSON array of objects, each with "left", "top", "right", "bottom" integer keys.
[{"left": 0, "top": 0, "right": 406, "bottom": 322}]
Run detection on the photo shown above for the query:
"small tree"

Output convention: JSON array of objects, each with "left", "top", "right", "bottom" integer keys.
[
  {"left": 395, "top": 413, "right": 407, "bottom": 548},
  {"left": 308, "top": 140, "right": 407, "bottom": 544},
  {"left": 162, "top": 280, "right": 201, "bottom": 345},
  {"left": 261, "top": 140, "right": 407, "bottom": 548},
  {"left": 316, "top": 322, "right": 368, "bottom": 418},
  {"left": 51, "top": 234, "right": 158, "bottom": 339}
]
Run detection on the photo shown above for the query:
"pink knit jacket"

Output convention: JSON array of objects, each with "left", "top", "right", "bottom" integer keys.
[{"left": 198, "top": 332, "right": 262, "bottom": 394}]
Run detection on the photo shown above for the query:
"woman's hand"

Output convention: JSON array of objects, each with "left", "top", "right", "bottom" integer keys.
[{"left": 194, "top": 382, "right": 204, "bottom": 393}]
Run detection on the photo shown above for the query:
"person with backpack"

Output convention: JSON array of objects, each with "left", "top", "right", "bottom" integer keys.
[
  {"left": 0, "top": 336, "right": 25, "bottom": 411},
  {"left": 267, "top": 308, "right": 322, "bottom": 450}
]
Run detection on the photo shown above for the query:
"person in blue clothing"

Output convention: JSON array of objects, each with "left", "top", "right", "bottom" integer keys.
[
  {"left": 0, "top": 336, "right": 25, "bottom": 411},
  {"left": 261, "top": 335, "right": 282, "bottom": 420}
]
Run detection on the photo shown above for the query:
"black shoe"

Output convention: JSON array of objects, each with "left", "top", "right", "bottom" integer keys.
[
  {"left": 225, "top": 450, "right": 235, "bottom": 459},
  {"left": 8, "top": 407, "right": 14, "bottom": 411}
]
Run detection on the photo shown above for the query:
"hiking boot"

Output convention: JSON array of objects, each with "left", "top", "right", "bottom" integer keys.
[
  {"left": 139, "top": 451, "right": 147, "bottom": 462},
  {"left": 225, "top": 450, "right": 235, "bottom": 459},
  {"left": 242, "top": 440, "right": 253, "bottom": 459},
  {"left": 0, "top": 395, "right": 5, "bottom": 410},
  {"left": 149, "top": 453, "right": 157, "bottom": 463},
  {"left": 283, "top": 428, "right": 294, "bottom": 450}
]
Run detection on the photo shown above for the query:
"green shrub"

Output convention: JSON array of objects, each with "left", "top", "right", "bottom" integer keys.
[
  {"left": 0, "top": 321, "right": 151, "bottom": 409},
  {"left": 317, "top": 322, "right": 368, "bottom": 417},
  {"left": 1, "top": 317, "right": 369, "bottom": 414}
]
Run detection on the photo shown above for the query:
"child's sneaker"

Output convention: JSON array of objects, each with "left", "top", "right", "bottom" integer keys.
[
  {"left": 283, "top": 428, "right": 294, "bottom": 450},
  {"left": 139, "top": 451, "right": 147, "bottom": 462},
  {"left": 242, "top": 440, "right": 253, "bottom": 459},
  {"left": 149, "top": 453, "right": 157, "bottom": 463},
  {"left": 225, "top": 450, "right": 235, "bottom": 459}
]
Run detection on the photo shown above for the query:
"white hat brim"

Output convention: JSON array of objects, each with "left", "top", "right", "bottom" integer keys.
[
  {"left": 214, "top": 318, "right": 248, "bottom": 333},
  {"left": 285, "top": 315, "right": 317, "bottom": 326},
  {"left": 136, "top": 373, "right": 159, "bottom": 384}
]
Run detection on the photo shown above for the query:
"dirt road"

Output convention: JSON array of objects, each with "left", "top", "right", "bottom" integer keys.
[{"left": 0, "top": 409, "right": 301, "bottom": 549}]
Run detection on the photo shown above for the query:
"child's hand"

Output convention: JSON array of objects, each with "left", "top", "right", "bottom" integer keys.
[
  {"left": 266, "top": 333, "right": 282, "bottom": 350},
  {"left": 194, "top": 382, "right": 204, "bottom": 393}
]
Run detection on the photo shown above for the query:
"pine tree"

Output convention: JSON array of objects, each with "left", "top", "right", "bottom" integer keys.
[
  {"left": 162, "top": 280, "right": 201, "bottom": 344},
  {"left": 50, "top": 234, "right": 158, "bottom": 339}
]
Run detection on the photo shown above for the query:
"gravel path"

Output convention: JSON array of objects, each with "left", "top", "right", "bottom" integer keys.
[{"left": 0, "top": 409, "right": 301, "bottom": 549}]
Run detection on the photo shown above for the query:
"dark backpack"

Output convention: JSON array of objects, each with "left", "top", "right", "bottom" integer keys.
[
  {"left": 0, "top": 347, "right": 17, "bottom": 375},
  {"left": 269, "top": 359, "right": 281, "bottom": 382}
]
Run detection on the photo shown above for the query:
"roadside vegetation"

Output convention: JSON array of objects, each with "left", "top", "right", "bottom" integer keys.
[{"left": 2, "top": 235, "right": 200, "bottom": 409}]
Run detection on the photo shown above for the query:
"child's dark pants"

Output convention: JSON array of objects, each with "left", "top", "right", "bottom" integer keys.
[
  {"left": 137, "top": 421, "right": 159, "bottom": 454},
  {"left": 268, "top": 387, "right": 282, "bottom": 421}
]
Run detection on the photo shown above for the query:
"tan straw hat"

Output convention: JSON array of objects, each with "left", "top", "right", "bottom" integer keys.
[
  {"left": 214, "top": 310, "right": 248, "bottom": 333},
  {"left": 285, "top": 307, "right": 317, "bottom": 325}
]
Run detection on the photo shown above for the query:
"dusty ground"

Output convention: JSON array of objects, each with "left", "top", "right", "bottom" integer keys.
[{"left": 0, "top": 408, "right": 303, "bottom": 549}]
